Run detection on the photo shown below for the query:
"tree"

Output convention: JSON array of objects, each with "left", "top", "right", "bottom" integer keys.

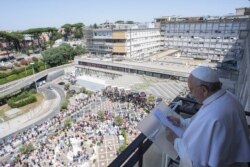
[
  {"left": 93, "top": 23, "right": 98, "bottom": 29},
  {"left": 98, "top": 110, "right": 105, "bottom": 122},
  {"left": 62, "top": 24, "right": 72, "bottom": 41},
  {"left": 19, "top": 143, "right": 35, "bottom": 155},
  {"left": 74, "top": 28, "right": 83, "bottom": 39},
  {"left": 47, "top": 28, "right": 60, "bottom": 47},
  {"left": 64, "top": 83, "right": 70, "bottom": 90},
  {"left": 22, "top": 27, "right": 58, "bottom": 51},
  {"left": 64, "top": 117, "right": 72, "bottom": 128},
  {"left": 0, "top": 31, "right": 24, "bottom": 55},
  {"left": 115, "top": 20, "right": 125, "bottom": 24},
  {"left": 114, "top": 116, "right": 123, "bottom": 126},
  {"left": 41, "top": 44, "right": 75, "bottom": 67},
  {"left": 61, "top": 99, "right": 69, "bottom": 110},
  {"left": 74, "top": 45, "right": 86, "bottom": 56},
  {"left": 126, "top": 21, "right": 134, "bottom": 24},
  {"left": 80, "top": 87, "right": 87, "bottom": 93}
]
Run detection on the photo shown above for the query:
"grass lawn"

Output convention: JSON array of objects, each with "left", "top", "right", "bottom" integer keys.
[{"left": 0, "top": 93, "right": 44, "bottom": 122}]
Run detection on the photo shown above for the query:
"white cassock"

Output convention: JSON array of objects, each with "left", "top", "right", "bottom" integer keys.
[{"left": 174, "top": 89, "right": 250, "bottom": 167}]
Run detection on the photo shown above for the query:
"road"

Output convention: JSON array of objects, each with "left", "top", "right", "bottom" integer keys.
[
  {"left": 0, "top": 83, "right": 65, "bottom": 140},
  {"left": 0, "top": 63, "right": 73, "bottom": 97}
]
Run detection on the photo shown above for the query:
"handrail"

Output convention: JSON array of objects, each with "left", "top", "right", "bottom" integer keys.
[
  {"left": 108, "top": 97, "right": 250, "bottom": 167},
  {"left": 108, "top": 133, "right": 152, "bottom": 167}
]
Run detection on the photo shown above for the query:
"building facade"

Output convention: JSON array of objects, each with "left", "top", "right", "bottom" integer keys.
[
  {"left": 156, "top": 15, "right": 250, "bottom": 61},
  {"left": 86, "top": 27, "right": 162, "bottom": 59}
]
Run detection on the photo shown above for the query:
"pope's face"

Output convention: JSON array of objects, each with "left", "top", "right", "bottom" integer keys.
[{"left": 188, "top": 75, "right": 207, "bottom": 104}]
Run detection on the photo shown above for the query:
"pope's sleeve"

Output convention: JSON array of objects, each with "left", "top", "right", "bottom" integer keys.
[
  {"left": 174, "top": 138, "right": 192, "bottom": 167},
  {"left": 180, "top": 117, "right": 192, "bottom": 128}
]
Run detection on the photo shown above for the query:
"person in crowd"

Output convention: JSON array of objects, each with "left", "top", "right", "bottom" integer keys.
[{"left": 167, "top": 66, "right": 250, "bottom": 167}]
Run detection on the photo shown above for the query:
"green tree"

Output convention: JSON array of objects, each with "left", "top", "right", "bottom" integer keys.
[
  {"left": 64, "top": 117, "right": 72, "bottom": 128},
  {"left": 98, "top": 110, "right": 105, "bottom": 122},
  {"left": 122, "top": 129, "right": 127, "bottom": 145},
  {"left": 114, "top": 116, "right": 123, "bottom": 126},
  {"left": 64, "top": 83, "right": 70, "bottom": 90},
  {"left": 80, "top": 87, "right": 87, "bottom": 93},
  {"left": 42, "top": 44, "right": 75, "bottom": 67},
  {"left": 62, "top": 24, "right": 72, "bottom": 41},
  {"left": 74, "top": 28, "right": 83, "bottom": 39},
  {"left": 126, "top": 21, "right": 134, "bottom": 24},
  {"left": 74, "top": 45, "right": 85, "bottom": 56},
  {"left": 0, "top": 31, "right": 24, "bottom": 55},
  {"left": 93, "top": 23, "right": 98, "bottom": 29},
  {"left": 61, "top": 99, "right": 69, "bottom": 110},
  {"left": 115, "top": 20, "right": 125, "bottom": 24},
  {"left": 22, "top": 27, "right": 58, "bottom": 51},
  {"left": 19, "top": 143, "right": 35, "bottom": 155}
]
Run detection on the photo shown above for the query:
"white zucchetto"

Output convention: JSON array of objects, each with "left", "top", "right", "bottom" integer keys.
[{"left": 191, "top": 66, "right": 219, "bottom": 83}]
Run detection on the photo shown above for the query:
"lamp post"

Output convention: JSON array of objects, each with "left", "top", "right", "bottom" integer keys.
[{"left": 30, "top": 62, "right": 38, "bottom": 92}]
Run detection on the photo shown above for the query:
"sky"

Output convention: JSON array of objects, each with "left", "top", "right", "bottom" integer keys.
[{"left": 0, "top": 0, "right": 249, "bottom": 31}]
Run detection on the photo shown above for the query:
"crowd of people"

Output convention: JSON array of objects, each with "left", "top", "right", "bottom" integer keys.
[{"left": 0, "top": 87, "right": 149, "bottom": 167}]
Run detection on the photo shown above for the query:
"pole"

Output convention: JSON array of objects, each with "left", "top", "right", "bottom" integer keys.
[{"left": 31, "top": 62, "right": 38, "bottom": 92}]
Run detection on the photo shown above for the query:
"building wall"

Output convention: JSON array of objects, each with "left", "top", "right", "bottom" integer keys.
[
  {"left": 160, "top": 19, "right": 249, "bottom": 60},
  {"left": 125, "top": 28, "right": 162, "bottom": 59},
  {"left": 86, "top": 28, "right": 162, "bottom": 59},
  {"left": 112, "top": 31, "right": 126, "bottom": 39}
]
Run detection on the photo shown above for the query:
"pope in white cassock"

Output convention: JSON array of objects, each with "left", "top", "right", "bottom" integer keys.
[{"left": 167, "top": 66, "right": 250, "bottom": 167}]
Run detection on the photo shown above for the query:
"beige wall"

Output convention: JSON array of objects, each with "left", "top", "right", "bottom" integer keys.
[
  {"left": 112, "top": 31, "right": 126, "bottom": 39},
  {"left": 112, "top": 43, "right": 126, "bottom": 53}
]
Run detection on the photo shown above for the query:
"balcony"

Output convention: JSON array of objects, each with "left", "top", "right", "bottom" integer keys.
[
  {"left": 109, "top": 96, "right": 250, "bottom": 167},
  {"left": 108, "top": 96, "right": 200, "bottom": 167}
]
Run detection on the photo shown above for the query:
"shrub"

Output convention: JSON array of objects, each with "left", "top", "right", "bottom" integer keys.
[
  {"left": 61, "top": 99, "right": 69, "bottom": 110},
  {"left": 97, "top": 110, "right": 105, "bottom": 122},
  {"left": 0, "top": 73, "right": 7, "bottom": 79},
  {"left": 12, "top": 95, "right": 36, "bottom": 108},
  {"left": 64, "top": 117, "right": 72, "bottom": 128},
  {"left": 6, "top": 74, "right": 19, "bottom": 82},
  {"left": 8, "top": 93, "right": 37, "bottom": 108},
  {"left": 19, "top": 143, "right": 35, "bottom": 155},
  {"left": 0, "top": 78, "right": 7, "bottom": 85},
  {"left": 114, "top": 116, "right": 123, "bottom": 126}
]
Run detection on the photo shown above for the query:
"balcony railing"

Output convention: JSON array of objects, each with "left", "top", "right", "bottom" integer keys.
[
  {"left": 108, "top": 96, "right": 199, "bottom": 167},
  {"left": 109, "top": 96, "right": 250, "bottom": 167}
]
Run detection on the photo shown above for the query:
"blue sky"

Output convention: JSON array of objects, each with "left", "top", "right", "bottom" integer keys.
[{"left": 0, "top": 0, "right": 249, "bottom": 31}]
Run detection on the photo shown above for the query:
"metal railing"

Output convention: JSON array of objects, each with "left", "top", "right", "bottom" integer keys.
[{"left": 108, "top": 133, "right": 152, "bottom": 167}]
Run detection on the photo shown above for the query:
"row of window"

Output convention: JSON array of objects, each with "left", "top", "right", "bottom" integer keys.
[{"left": 163, "top": 22, "right": 248, "bottom": 30}]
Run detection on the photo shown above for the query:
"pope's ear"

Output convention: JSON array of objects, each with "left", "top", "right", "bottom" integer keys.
[{"left": 201, "top": 85, "right": 209, "bottom": 94}]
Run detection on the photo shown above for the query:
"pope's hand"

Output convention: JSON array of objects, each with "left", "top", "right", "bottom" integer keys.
[
  {"left": 165, "top": 127, "right": 177, "bottom": 144},
  {"left": 167, "top": 115, "right": 180, "bottom": 127}
]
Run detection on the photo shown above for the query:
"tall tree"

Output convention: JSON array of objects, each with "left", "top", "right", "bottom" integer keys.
[
  {"left": 62, "top": 24, "right": 72, "bottom": 41},
  {"left": 22, "top": 27, "right": 58, "bottom": 52}
]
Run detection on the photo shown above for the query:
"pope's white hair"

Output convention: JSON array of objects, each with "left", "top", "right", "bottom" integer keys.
[{"left": 191, "top": 74, "right": 222, "bottom": 93}]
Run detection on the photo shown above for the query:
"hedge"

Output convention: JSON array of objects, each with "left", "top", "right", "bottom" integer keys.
[
  {"left": 0, "top": 60, "right": 46, "bottom": 82},
  {"left": 6, "top": 74, "right": 19, "bottom": 82},
  {"left": 8, "top": 95, "right": 37, "bottom": 108},
  {"left": 0, "top": 78, "right": 7, "bottom": 85}
]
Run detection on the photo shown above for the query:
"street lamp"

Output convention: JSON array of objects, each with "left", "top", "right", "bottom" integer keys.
[{"left": 30, "top": 62, "right": 38, "bottom": 92}]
